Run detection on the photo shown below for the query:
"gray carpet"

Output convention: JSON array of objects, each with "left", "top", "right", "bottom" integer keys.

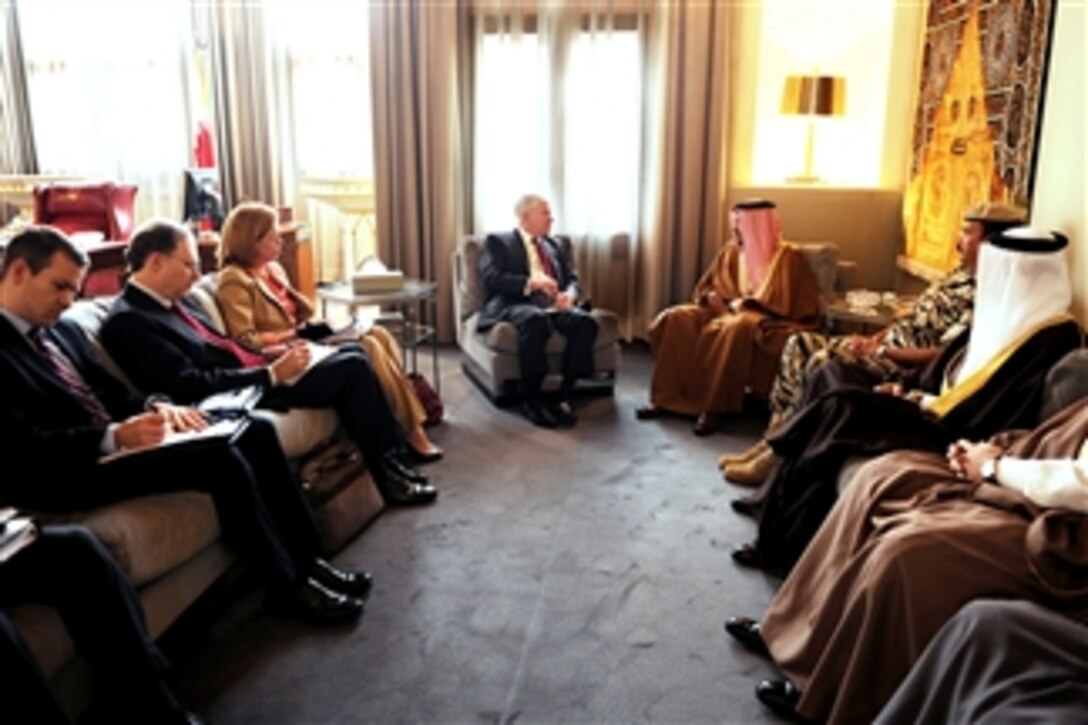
[{"left": 170, "top": 344, "right": 788, "bottom": 723}]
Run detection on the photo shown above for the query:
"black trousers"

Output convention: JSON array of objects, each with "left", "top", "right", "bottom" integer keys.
[
  {"left": 500, "top": 305, "right": 597, "bottom": 386},
  {"left": 21, "top": 417, "right": 322, "bottom": 590},
  {"left": 0, "top": 525, "right": 180, "bottom": 723},
  {"left": 261, "top": 347, "right": 403, "bottom": 473}
]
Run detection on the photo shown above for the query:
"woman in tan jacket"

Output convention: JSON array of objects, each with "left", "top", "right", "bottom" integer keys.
[{"left": 215, "top": 202, "right": 442, "bottom": 462}]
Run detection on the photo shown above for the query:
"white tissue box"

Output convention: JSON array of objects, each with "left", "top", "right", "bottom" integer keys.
[{"left": 352, "top": 269, "right": 404, "bottom": 294}]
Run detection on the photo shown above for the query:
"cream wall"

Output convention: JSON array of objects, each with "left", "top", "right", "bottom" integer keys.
[
  {"left": 1030, "top": 0, "right": 1086, "bottom": 323},
  {"left": 728, "top": 1, "right": 925, "bottom": 292},
  {"left": 727, "top": 1, "right": 1085, "bottom": 305}
]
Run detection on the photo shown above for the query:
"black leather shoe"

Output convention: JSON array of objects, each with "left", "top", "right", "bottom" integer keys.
[
  {"left": 731, "top": 495, "right": 760, "bottom": 518},
  {"left": 382, "top": 478, "right": 438, "bottom": 506},
  {"left": 731, "top": 541, "right": 764, "bottom": 569},
  {"left": 755, "top": 679, "right": 804, "bottom": 720},
  {"left": 548, "top": 401, "right": 577, "bottom": 427},
  {"left": 383, "top": 452, "right": 428, "bottom": 484},
  {"left": 310, "top": 558, "right": 373, "bottom": 599},
  {"left": 272, "top": 578, "right": 364, "bottom": 626},
  {"left": 723, "top": 616, "right": 769, "bottom": 657},
  {"left": 522, "top": 401, "right": 558, "bottom": 428}
]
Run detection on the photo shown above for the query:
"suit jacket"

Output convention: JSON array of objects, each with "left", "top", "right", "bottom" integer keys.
[
  {"left": 0, "top": 315, "right": 147, "bottom": 502},
  {"left": 477, "top": 230, "right": 580, "bottom": 331},
  {"left": 101, "top": 284, "right": 272, "bottom": 405},
  {"left": 217, "top": 262, "right": 315, "bottom": 350}
]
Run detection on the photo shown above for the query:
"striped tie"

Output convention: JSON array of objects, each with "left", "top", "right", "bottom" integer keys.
[{"left": 32, "top": 329, "right": 112, "bottom": 424}]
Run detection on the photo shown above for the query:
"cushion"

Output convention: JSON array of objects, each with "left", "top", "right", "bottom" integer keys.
[{"left": 39, "top": 492, "right": 221, "bottom": 587}]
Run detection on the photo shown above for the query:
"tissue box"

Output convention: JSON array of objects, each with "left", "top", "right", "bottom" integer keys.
[{"left": 352, "top": 269, "right": 404, "bottom": 294}]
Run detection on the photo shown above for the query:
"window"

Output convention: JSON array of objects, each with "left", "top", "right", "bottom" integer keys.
[
  {"left": 271, "top": 1, "right": 372, "bottom": 179},
  {"left": 473, "top": 19, "right": 642, "bottom": 239}
]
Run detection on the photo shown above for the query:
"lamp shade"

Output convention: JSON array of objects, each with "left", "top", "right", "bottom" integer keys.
[{"left": 780, "top": 75, "right": 846, "bottom": 116}]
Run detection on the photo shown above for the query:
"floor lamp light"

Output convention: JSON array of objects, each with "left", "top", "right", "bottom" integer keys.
[{"left": 780, "top": 74, "right": 846, "bottom": 184}]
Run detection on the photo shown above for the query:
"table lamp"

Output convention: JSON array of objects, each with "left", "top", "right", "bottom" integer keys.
[{"left": 780, "top": 74, "right": 846, "bottom": 183}]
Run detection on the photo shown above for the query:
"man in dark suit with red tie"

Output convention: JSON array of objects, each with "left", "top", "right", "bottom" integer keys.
[
  {"left": 0, "top": 227, "right": 369, "bottom": 626},
  {"left": 99, "top": 219, "right": 435, "bottom": 507},
  {"left": 478, "top": 195, "right": 597, "bottom": 427}
]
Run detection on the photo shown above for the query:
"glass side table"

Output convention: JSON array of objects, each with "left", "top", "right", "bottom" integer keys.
[{"left": 316, "top": 279, "right": 440, "bottom": 392}]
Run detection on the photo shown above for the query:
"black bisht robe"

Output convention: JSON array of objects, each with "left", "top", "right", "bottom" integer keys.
[{"left": 753, "top": 319, "right": 1083, "bottom": 570}]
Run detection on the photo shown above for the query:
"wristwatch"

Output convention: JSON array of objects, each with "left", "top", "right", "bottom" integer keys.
[{"left": 980, "top": 456, "right": 1002, "bottom": 483}]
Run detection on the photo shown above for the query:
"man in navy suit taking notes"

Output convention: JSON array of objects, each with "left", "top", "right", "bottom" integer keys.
[
  {"left": 478, "top": 194, "right": 597, "bottom": 427},
  {"left": 0, "top": 227, "right": 369, "bottom": 626}
]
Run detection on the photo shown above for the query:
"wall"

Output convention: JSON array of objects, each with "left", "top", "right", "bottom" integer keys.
[
  {"left": 727, "top": 1, "right": 925, "bottom": 293},
  {"left": 1030, "top": 1, "right": 1086, "bottom": 323}
]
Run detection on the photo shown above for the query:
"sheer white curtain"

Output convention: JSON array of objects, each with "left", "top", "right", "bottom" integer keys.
[
  {"left": 16, "top": 0, "right": 193, "bottom": 221},
  {"left": 473, "top": 7, "right": 643, "bottom": 245}
]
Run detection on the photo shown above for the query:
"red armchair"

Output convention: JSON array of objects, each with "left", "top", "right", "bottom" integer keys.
[{"left": 33, "top": 181, "right": 138, "bottom": 296}]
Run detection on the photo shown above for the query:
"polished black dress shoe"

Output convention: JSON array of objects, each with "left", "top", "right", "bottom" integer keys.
[
  {"left": 723, "top": 615, "right": 769, "bottom": 657},
  {"left": 271, "top": 578, "right": 364, "bottom": 626},
  {"left": 635, "top": 405, "right": 664, "bottom": 420},
  {"left": 548, "top": 400, "right": 577, "bottom": 427},
  {"left": 522, "top": 401, "right": 558, "bottom": 428},
  {"left": 731, "top": 541, "right": 765, "bottom": 569},
  {"left": 310, "top": 558, "right": 373, "bottom": 599},
  {"left": 384, "top": 452, "right": 429, "bottom": 484},
  {"left": 731, "top": 495, "right": 760, "bottom": 518},
  {"left": 382, "top": 478, "right": 438, "bottom": 506},
  {"left": 755, "top": 679, "right": 804, "bottom": 720}
]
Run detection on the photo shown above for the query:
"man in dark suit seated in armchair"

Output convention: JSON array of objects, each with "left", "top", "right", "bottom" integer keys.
[
  {"left": 478, "top": 194, "right": 597, "bottom": 428},
  {"left": 2, "top": 524, "right": 203, "bottom": 724},
  {"left": 0, "top": 227, "right": 369, "bottom": 626},
  {"left": 98, "top": 219, "right": 436, "bottom": 508}
]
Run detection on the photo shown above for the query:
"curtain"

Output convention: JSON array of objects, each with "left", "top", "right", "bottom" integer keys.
[
  {"left": 0, "top": 1, "right": 36, "bottom": 178},
  {"left": 14, "top": 0, "right": 194, "bottom": 221},
  {"left": 467, "top": 1, "right": 731, "bottom": 339},
  {"left": 633, "top": 0, "right": 731, "bottom": 336},
  {"left": 370, "top": 2, "right": 469, "bottom": 344},
  {"left": 206, "top": 0, "right": 294, "bottom": 211}
]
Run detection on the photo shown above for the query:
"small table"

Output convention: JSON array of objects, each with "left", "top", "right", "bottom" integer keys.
[
  {"left": 317, "top": 279, "right": 440, "bottom": 392},
  {"left": 824, "top": 296, "right": 909, "bottom": 334}
]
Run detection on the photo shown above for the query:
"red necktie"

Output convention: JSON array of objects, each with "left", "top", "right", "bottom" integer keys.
[
  {"left": 32, "top": 329, "right": 112, "bottom": 424},
  {"left": 171, "top": 304, "right": 266, "bottom": 368},
  {"left": 533, "top": 236, "right": 557, "bottom": 280}
]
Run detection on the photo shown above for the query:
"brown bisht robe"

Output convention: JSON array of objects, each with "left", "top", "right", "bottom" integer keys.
[
  {"left": 761, "top": 398, "right": 1088, "bottom": 725},
  {"left": 646, "top": 243, "right": 822, "bottom": 416},
  {"left": 752, "top": 318, "right": 1082, "bottom": 569}
]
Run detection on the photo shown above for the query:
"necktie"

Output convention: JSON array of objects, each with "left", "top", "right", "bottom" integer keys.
[
  {"left": 31, "top": 329, "right": 112, "bottom": 424},
  {"left": 533, "top": 236, "right": 557, "bottom": 280},
  {"left": 171, "top": 304, "right": 266, "bottom": 368}
]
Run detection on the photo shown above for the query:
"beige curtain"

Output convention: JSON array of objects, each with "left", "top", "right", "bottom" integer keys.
[
  {"left": 370, "top": 2, "right": 469, "bottom": 344},
  {"left": 0, "top": 2, "right": 36, "bottom": 178},
  {"left": 630, "top": 0, "right": 731, "bottom": 337},
  {"left": 207, "top": 1, "right": 294, "bottom": 210}
]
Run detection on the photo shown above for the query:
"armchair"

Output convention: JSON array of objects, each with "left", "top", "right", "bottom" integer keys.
[
  {"left": 33, "top": 181, "right": 138, "bottom": 296},
  {"left": 452, "top": 235, "right": 621, "bottom": 404}
]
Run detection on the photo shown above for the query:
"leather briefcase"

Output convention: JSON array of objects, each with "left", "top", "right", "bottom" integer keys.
[{"left": 298, "top": 440, "right": 384, "bottom": 555}]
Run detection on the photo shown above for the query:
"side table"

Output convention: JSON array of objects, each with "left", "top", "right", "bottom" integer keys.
[
  {"left": 824, "top": 294, "right": 915, "bottom": 335},
  {"left": 316, "top": 279, "right": 440, "bottom": 392}
]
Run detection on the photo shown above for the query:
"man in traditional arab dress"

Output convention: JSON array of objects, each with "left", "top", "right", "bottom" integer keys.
[
  {"left": 725, "top": 391, "right": 1088, "bottom": 723},
  {"left": 722, "top": 202, "right": 1025, "bottom": 484},
  {"left": 637, "top": 199, "right": 823, "bottom": 435},
  {"left": 732, "top": 227, "right": 1082, "bottom": 571}
]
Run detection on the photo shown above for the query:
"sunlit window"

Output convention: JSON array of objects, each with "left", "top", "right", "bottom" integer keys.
[
  {"left": 751, "top": 0, "right": 896, "bottom": 187},
  {"left": 272, "top": 1, "right": 372, "bottom": 178},
  {"left": 474, "top": 26, "right": 641, "bottom": 238},
  {"left": 16, "top": 0, "right": 193, "bottom": 217}
]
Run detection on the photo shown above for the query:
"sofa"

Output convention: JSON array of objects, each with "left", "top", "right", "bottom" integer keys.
[{"left": 8, "top": 276, "right": 383, "bottom": 714}]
